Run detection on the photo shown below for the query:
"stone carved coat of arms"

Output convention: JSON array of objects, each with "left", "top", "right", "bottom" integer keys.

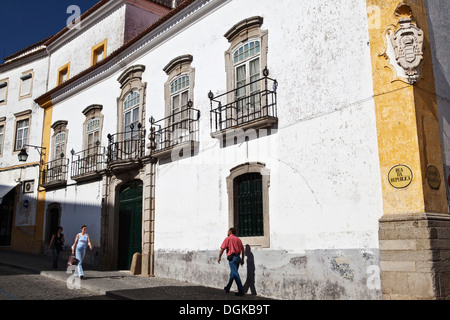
[{"left": 390, "top": 17, "right": 424, "bottom": 84}]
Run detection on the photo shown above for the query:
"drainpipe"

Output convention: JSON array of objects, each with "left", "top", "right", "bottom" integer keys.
[{"left": 44, "top": 46, "right": 51, "bottom": 93}]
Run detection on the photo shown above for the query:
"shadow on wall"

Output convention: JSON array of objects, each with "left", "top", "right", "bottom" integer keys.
[{"left": 243, "top": 244, "right": 257, "bottom": 295}]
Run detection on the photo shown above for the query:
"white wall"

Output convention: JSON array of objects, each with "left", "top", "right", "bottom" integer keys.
[
  {"left": 40, "top": 0, "right": 384, "bottom": 298},
  {"left": 48, "top": 4, "right": 127, "bottom": 91},
  {"left": 113, "top": 0, "right": 383, "bottom": 253},
  {"left": 44, "top": 182, "right": 102, "bottom": 247},
  {"left": 0, "top": 56, "right": 48, "bottom": 167}
]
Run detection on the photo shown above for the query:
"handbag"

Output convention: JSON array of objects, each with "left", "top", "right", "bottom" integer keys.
[{"left": 67, "top": 255, "right": 79, "bottom": 268}]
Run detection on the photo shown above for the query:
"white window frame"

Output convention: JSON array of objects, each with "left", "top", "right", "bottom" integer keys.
[
  {"left": 0, "top": 122, "right": 5, "bottom": 156},
  {"left": 0, "top": 79, "right": 8, "bottom": 105},
  {"left": 233, "top": 39, "right": 262, "bottom": 114},
  {"left": 19, "top": 70, "right": 34, "bottom": 99},
  {"left": 123, "top": 90, "right": 141, "bottom": 140},
  {"left": 15, "top": 119, "right": 29, "bottom": 151}
]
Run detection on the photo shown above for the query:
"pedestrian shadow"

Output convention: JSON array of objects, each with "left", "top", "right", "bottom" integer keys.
[
  {"left": 243, "top": 244, "right": 257, "bottom": 295},
  {"left": 104, "top": 286, "right": 273, "bottom": 300}
]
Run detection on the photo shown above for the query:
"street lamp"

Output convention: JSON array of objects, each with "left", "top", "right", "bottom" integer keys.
[
  {"left": 17, "top": 145, "right": 46, "bottom": 163},
  {"left": 18, "top": 148, "right": 29, "bottom": 162}
]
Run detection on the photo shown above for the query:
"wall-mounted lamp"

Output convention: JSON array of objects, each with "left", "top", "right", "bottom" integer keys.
[{"left": 18, "top": 145, "right": 46, "bottom": 163}]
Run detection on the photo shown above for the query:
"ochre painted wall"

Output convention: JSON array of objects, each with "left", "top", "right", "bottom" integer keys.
[{"left": 366, "top": 0, "right": 447, "bottom": 215}]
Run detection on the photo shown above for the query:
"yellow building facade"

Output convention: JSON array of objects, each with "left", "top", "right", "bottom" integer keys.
[{"left": 366, "top": 0, "right": 450, "bottom": 299}]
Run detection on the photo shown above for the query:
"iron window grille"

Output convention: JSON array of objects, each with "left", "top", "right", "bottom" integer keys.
[
  {"left": 40, "top": 156, "right": 69, "bottom": 187},
  {"left": 70, "top": 144, "right": 105, "bottom": 179},
  {"left": 107, "top": 123, "right": 146, "bottom": 163},
  {"left": 149, "top": 102, "right": 200, "bottom": 153},
  {"left": 235, "top": 172, "right": 264, "bottom": 237},
  {"left": 209, "top": 68, "right": 278, "bottom": 136}
]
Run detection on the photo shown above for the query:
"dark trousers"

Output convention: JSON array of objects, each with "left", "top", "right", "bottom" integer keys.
[
  {"left": 51, "top": 246, "right": 61, "bottom": 269},
  {"left": 225, "top": 255, "right": 244, "bottom": 293}
]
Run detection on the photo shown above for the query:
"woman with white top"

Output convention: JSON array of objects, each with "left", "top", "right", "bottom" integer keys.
[{"left": 72, "top": 225, "right": 92, "bottom": 279}]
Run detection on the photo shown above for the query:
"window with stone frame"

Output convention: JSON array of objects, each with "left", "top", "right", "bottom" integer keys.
[
  {"left": 51, "top": 121, "right": 68, "bottom": 161},
  {"left": 13, "top": 110, "right": 32, "bottom": 152},
  {"left": 19, "top": 70, "right": 34, "bottom": 99},
  {"left": 0, "top": 79, "right": 9, "bottom": 105},
  {"left": 82, "top": 104, "right": 104, "bottom": 152},
  {"left": 117, "top": 65, "right": 146, "bottom": 135},
  {"left": 111, "top": 65, "right": 147, "bottom": 162},
  {"left": 162, "top": 55, "right": 196, "bottom": 147},
  {"left": 0, "top": 120, "right": 5, "bottom": 156},
  {"left": 40, "top": 120, "right": 69, "bottom": 187},
  {"left": 210, "top": 16, "right": 277, "bottom": 137},
  {"left": 226, "top": 162, "right": 271, "bottom": 247},
  {"left": 224, "top": 16, "right": 268, "bottom": 119},
  {"left": 70, "top": 104, "right": 104, "bottom": 180}
]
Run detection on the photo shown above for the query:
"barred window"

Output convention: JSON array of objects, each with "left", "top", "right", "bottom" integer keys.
[
  {"left": 234, "top": 173, "right": 264, "bottom": 237},
  {"left": 227, "top": 162, "right": 270, "bottom": 247}
]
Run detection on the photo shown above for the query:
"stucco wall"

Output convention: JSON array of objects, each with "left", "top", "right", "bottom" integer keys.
[
  {"left": 42, "top": 0, "right": 384, "bottom": 298},
  {"left": 47, "top": 4, "right": 126, "bottom": 90}
]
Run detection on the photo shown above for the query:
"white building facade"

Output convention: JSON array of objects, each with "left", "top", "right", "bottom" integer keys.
[{"left": 3, "top": 0, "right": 450, "bottom": 300}]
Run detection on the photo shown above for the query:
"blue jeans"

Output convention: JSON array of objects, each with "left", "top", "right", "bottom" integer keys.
[
  {"left": 51, "top": 246, "right": 60, "bottom": 269},
  {"left": 225, "top": 255, "right": 244, "bottom": 293},
  {"left": 75, "top": 246, "right": 86, "bottom": 277}
]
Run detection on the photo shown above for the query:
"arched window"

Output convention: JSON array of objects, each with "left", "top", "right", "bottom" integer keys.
[
  {"left": 224, "top": 16, "right": 268, "bottom": 123},
  {"left": 162, "top": 55, "right": 195, "bottom": 149},
  {"left": 51, "top": 119, "right": 68, "bottom": 160},
  {"left": 233, "top": 39, "right": 261, "bottom": 114},
  {"left": 54, "top": 132, "right": 66, "bottom": 159},
  {"left": 86, "top": 118, "right": 100, "bottom": 151},
  {"left": 123, "top": 91, "right": 140, "bottom": 139},
  {"left": 170, "top": 74, "right": 190, "bottom": 130}
]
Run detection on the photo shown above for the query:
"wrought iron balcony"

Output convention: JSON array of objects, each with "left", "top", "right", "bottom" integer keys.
[
  {"left": 149, "top": 103, "right": 200, "bottom": 159},
  {"left": 209, "top": 68, "right": 278, "bottom": 138},
  {"left": 70, "top": 145, "right": 106, "bottom": 182},
  {"left": 40, "top": 157, "right": 69, "bottom": 189},
  {"left": 107, "top": 124, "right": 146, "bottom": 165}
]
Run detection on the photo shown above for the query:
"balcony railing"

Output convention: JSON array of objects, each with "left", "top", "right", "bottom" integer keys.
[
  {"left": 40, "top": 157, "right": 69, "bottom": 188},
  {"left": 149, "top": 103, "right": 200, "bottom": 158},
  {"left": 209, "top": 68, "right": 278, "bottom": 136},
  {"left": 107, "top": 124, "right": 146, "bottom": 163},
  {"left": 70, "top": 145, "right": 105, "bottom": 181}
]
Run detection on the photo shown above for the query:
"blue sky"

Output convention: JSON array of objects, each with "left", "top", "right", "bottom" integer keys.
[{"left": 0, "top": 0, "right": 99, "bottom": 59}]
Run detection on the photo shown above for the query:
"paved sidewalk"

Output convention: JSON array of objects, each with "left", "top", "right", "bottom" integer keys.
[{"left": 0, "top": 250, "right": 273, "bottom": 300}]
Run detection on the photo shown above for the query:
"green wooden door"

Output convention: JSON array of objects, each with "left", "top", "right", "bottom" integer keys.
[{"left": 118, "top": 180, "right": 143, "bottom": 270}]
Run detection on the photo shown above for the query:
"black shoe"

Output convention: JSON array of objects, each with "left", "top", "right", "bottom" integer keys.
[
  {"left": 224, "top": 287, "right": 230, "bottom": 293},
  {"left": 80, "top": 276, "right": 84, "bottom": 279},
  {"left": 235, "top": 292, "right": 245, "bottom": 296}
]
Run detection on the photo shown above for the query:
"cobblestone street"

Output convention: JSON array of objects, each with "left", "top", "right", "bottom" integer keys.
[{"left": 0, "top": 264, "right": 112, "bottom": 300}]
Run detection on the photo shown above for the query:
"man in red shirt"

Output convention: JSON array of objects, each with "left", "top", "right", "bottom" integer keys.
[{"left": 218, "top": 228, "right": 245, "bottom": 296}]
